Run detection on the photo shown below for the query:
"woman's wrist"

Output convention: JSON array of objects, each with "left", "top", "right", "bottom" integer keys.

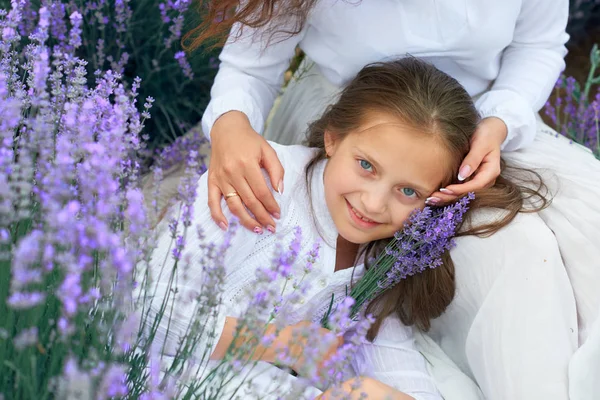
[
  {"left": 210, "top": 110, "right": 252, "bottom": 141},
  {"left": 480, "top": 116, "right": 508, "bottom": 146}
]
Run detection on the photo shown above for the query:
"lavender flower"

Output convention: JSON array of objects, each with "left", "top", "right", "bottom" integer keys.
[
  {"left": 97, "top": 364, "right": 129, "bottom": 399},
  {"left": 174, "top": 51, "right": 194, "bottom": 80},
  {"left": 324, "top": 193, "right": 474, "bottom": 324},
  {"left": 545, "top": 44, "right": 600, "bottom": 159},
  {"left": 13, "top": 326, "right": 38, "bottom": 349}
]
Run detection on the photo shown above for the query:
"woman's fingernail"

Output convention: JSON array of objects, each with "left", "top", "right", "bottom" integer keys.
[
  {"left": 253, "top": 226, "right": 263, "bottom": 235},
  {"left": 458, "top": 165, "right": 472, "bottom": 181},
  {"left": 273, "top": 212, "right": 281, "bottom": 220},
  {"left": 439, "top": 188, "right": 455, "bottom": 195},
  {"left": 426, "top": 196, "right": 441, "bottom": 205},
  {"left": 277, "top": 180, "right": 284, "bottom": 195},
  {"left": 267, "top": 225, "right": 276, "bottom": 233},
  {"left": 218, "top": 222, "right": 227, "bottom": 231}
]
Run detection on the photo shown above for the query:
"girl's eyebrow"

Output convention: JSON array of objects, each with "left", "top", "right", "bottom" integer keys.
[{"left": 353, "top": 147, "right": 435, "bottom": 193}]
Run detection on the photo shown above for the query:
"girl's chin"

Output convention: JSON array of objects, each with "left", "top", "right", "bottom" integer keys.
[{"left": 337, "top": 225, "right": 390, "bottom": 245}]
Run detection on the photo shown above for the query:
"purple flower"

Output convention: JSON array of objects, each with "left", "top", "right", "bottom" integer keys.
[
  {"left": 544, "top": 45, "right": 600, "bottom": 159},
  {"left": 324, "top": 193, "right": 475, "bottom": 323},
  {"left": 7, "top": 291, "right": 46, "bottom": 309},
  {"left": 14, "top": 327, "right": 38, "bottom": 349},
  {"left": 97, "top": 364, "right": 129, "bottom": 399},
  {"left": 68, "top": 11, "right": 83, "bottom": 50},
  {"left": 174, "top": 51, "right": 194, "bottom": 79}
]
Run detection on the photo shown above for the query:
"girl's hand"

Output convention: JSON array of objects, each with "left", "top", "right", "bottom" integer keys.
[
  {"left": 428, "top": 117, "right": 507, "bottom": 204},
  {"left": 211, "top": 318, "right": 341, "bottom": 371},
  {"left": 279, "top": 321, "right": 343, "bottom": 374},
  {"left": 208, "top": 111, "right": 284, "bottom": 232},
  {"left": 314, "top": 376, "right": 416, "bottom": 400}
]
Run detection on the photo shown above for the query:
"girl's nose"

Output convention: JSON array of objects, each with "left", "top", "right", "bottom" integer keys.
[{"left": 360, "top": 189, "right": 388, "bottom": 215}]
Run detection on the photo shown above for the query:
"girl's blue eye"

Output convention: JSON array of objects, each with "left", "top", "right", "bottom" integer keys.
[
  {"left": 359, "top": 159, "right": 373, "bottom": 171},
  {"left": 401, "top": 187, "right": 417, "bottom": 197}
]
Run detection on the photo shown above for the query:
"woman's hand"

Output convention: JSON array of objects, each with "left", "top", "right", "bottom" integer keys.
[
  {"left": 208, "top": 111, "right": 284, "bottom": 233},
  {"left": 428, "top": 117, "right": 507, "bottom": 205},
  {"left": 314, "top": 376, "right": 416, "bottom": 400}
]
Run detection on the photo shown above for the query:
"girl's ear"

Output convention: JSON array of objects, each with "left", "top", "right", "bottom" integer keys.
[{"left": 324, "top": 129, "right": 338, "bottom": 157}]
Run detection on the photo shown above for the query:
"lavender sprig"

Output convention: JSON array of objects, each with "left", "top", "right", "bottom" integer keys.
[
  {"left": 544, "top": 43, "right": 600, "bottom": 159},
  {"left": 323, "top": 193, "right": 474, "bottom": 325}
]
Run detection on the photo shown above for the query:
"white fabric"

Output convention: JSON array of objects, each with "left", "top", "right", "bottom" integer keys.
[
  {"left": 256, "top": 63, "right": 600, "bottom": 399},
  {"left": 201, "top": 0, "right": 569, "bottom": 151},
  {"left": 143, "top": 143, "right": 442, "bottom": 399}
]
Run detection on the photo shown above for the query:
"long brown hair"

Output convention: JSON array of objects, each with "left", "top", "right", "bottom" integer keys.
[
  {"left": 182, "top": 0, "right": 317, "bottom": 51},
  {"left": 305, "top": 58, "right": 548, "bottom": 340}
]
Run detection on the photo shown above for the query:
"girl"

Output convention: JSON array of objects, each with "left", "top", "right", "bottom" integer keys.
[{"left": 146, "top": 58, "right": 552, "bottom": 399}]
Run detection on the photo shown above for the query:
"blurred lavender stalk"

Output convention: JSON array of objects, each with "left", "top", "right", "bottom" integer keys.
[
  {"left": 544, "top": 43, "right": 600, "bottom": 159},
  {"left": 1, "top": 3, "right": 367, "bottom": 398}
]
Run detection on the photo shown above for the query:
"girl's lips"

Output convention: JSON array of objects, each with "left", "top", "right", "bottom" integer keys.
[{"left": 345, "top": 200, "right": 381, "bottom": 229}]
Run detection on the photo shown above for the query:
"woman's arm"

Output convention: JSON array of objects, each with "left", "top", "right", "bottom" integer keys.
[
  {"left": 201, "top": 20, "right": 307, "bottom": 138},
  {"left": 475, "top": 0, "right": 569, "bottom": 151},
  {"left": 315, "top": 377, "right": 415, "bottom": 400},
  {"left": 201, "top": 19, "right": 307, "bottom": 232}
]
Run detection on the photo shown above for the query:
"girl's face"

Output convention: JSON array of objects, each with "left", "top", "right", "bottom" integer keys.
[{"left": 323, "top": 111, "right": 455, "bottom": 244}]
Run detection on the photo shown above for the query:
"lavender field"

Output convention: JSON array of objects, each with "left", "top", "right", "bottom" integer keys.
[{"left": 1, "top": 0, "right": 599, "bottom": 399}]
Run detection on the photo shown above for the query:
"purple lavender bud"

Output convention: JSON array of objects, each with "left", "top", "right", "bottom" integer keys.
[
  {"left": 97, "top": 364, "right": 129, "bottom": 399},
  {"left": 13, "top": 326, "right": 38, "bottom": 349}
]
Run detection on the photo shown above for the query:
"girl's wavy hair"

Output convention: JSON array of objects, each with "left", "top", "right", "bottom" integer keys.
[
  {"left": 183, "top": 0, "right": 318, "bottom": 51},
  {"left": 305, "top": 58, "right": 549, "bottom": 340}
]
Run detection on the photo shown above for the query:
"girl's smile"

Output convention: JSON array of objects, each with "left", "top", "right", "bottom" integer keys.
[{"left": 345, "top": 198, "right": 382, "bottom": 228}]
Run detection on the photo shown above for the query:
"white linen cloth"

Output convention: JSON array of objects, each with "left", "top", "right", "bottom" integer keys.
[
  {"left": 201, "top": 0, "right": 569, "bottom": 152},
  {"left": 143, "top": 143, "right": 442, "bottom": 399},
  {"left": 254, "top": 62, "right": 600, "bottom": 400}
]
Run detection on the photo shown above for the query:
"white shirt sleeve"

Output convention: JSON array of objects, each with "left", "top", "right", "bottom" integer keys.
[
  {"left": 201, "top": 22, "right": 307, "bottom": 140},
  {"left": 476, "top": 0, "right": 569, "bottom": 151},
  {"left": 146, "top": 169, "right": 263, "bottom": 360},
  {"left": 354, "top": 317, "right": 442, "bottom": 400}
]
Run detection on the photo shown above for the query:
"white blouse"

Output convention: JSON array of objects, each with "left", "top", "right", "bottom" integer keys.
[
  {"left": 201, "top": 0, "right": 569, "bottom": 152},
  {"left": 146, "top": 142, "right": 442, "bottom": 399}
]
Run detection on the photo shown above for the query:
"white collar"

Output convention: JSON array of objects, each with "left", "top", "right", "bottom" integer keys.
[{"left": 309, "top": 158, "right": 338, "bottom": 249}]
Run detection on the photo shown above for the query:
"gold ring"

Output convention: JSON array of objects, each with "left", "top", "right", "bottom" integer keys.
[{"left": 224, "top": 191, "right": 240, "bottom": 200}]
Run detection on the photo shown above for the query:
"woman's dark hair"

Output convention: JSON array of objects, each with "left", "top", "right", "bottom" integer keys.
[{"left": 305, "top": 58, "right": 548, "bottom": 339}]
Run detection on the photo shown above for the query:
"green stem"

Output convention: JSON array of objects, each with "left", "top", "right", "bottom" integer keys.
[{"left": 583, "top": 45, "right": 599, "bottom": 103}]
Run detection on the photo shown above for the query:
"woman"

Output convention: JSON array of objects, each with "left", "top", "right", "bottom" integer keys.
[{"left": 181, "top": 1, "right": 600, "bottom": 398}]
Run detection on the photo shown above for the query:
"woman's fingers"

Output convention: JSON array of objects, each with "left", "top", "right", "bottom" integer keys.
[
  {"left": 207, "top": 111, "right": 284, "bottom": 233},
  {"left": 224, "top": 190, "right": 265, "bottom": 234},
  {"left": 244, "top": 161, "right": 281, "bottom": 221},
  {"left": 445, "top": 156, "right": 500, "bottom": 195},
  {"left": 207, "top": 172, "right": 228, "bottom": 231},
  {"left": 231, "top": 173, "right": 277, "bottom": 232}
]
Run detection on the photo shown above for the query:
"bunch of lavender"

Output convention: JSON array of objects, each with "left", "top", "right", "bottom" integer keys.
[
  {"left": 1, "top": 0, "right": 220, "bottom": 147},
  {"left": 323, "top": 194, "right": 475, "bottom": 325},
  {"left": 544, "top": 43, "right": 600, "bottom": 159},
  {"left": 0, "top": 0, "right": 162, "bottom": 397}
]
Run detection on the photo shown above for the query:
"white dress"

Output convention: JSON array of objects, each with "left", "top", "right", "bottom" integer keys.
[
  {"left": 144, "top": 143, "right": 443, "bottom": 400},
  {"left": 263, "top": 63, "right": 600, "bottom": 400}
]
